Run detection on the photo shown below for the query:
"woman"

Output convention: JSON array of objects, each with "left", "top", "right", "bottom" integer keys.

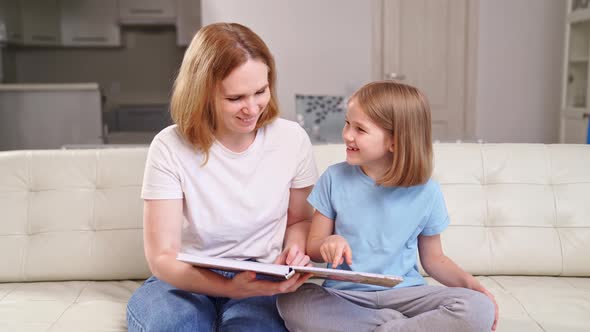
[{"left": 127, "top": 22, "right": 318, "bottom": 331}]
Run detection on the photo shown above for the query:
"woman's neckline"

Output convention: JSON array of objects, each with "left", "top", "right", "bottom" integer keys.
[{"left": 213, "top": 128, "right": 263, "bottom": 157}]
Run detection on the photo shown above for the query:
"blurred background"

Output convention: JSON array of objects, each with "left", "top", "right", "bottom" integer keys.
[{"left": 0, "top": 0, "right": 584, "bottom": 150}]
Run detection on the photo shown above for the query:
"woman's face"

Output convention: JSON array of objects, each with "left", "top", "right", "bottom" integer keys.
[{"left": 216, "top": 59, "right": 271, "bottom": 139}]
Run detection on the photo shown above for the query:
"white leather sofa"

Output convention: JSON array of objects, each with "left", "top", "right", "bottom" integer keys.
[{"left": 0, "top": 143, "right": 589, "bottom": 331}]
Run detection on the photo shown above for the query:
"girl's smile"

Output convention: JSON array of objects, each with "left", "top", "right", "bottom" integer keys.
[{"left": 342, "top": 98, "right": 393, "bottom": 181}]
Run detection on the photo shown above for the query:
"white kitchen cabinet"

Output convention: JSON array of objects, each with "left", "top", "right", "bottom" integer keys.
[
  {"left": 60, "top": 0, "right": 120, "bottom": 47},
  {"left": 0, "top": 0, "right": 23, "bottom": 43},
  {"left": 176, "top": 0, "right": 200, "bottom": 46},
  {"left": 561, "top": 0, "right": 590, "bottom": 143},
  {"left": 119, "top": 0, "right": 177, "bottom": 25},
  {"left": 19, "top": 0, "right": 60, "bottom": 46}
]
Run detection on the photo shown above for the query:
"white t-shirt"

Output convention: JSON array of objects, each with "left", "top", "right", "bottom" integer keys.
[{"left": 141, "top": 118, "right": 318, "bottom": 263}]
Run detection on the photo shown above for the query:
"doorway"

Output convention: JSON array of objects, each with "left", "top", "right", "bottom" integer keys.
[{"left": 372, "top": 0, "right": 478, "bottom": 141}]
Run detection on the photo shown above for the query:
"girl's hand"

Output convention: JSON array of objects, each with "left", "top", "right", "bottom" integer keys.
[
  {"left": 228, "top": 270, "right": 311, "bottom": 299},
  {"left": 273, "top": 244, "right": 311, "bottom": 267},
  {"left": 472, "top": 284, "right": 499, "bottom": 331},
  {"left": 320, "top": 235, "right": 352, "bottom": 268}
]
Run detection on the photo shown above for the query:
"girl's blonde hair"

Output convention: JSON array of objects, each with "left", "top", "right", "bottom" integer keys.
[
  {"left": 351, "top": 80, "right": 433, "bottom": 187},
  {"left": 170, "top": 23, "right": 279, "bottom": 163}
]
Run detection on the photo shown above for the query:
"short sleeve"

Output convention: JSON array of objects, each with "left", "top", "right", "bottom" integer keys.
[
  {"left": 307, "top": 168, "right": 336, "bottom": 220},
  {"left": 291, "top": 127, "right": 319, "bottom": 188},
  {"left": 141, "top": 137, "right": 184, "bottom": 200},
  {"left": 421, "top": 181, "right": 449, "bottom": 236}
]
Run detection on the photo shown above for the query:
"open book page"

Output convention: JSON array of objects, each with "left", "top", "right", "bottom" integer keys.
[
  {"left": 177, "top": 253, "right": 295, "bottom": 279},
  {"left": 177, "top": 253, "right": 403, "bottom": 287},
  {"left": 292, "top": 265, "right": 402, "bottom": 288}
]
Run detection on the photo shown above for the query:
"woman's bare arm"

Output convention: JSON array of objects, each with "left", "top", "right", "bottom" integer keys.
[
  {"left": 143, "top": 199, "right": 308, "bottom": 298},
  {"left": 275, "top": 186, "right": 314, "bottom": 266}
]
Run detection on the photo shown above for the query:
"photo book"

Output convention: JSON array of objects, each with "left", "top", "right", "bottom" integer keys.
[{"left": 177, "top": 253, "right": 403, "bottom": 287}]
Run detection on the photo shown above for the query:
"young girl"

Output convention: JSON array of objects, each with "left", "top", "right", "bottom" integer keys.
[{"left": 278, "top": 81, "right": 498, "bottom": 332}]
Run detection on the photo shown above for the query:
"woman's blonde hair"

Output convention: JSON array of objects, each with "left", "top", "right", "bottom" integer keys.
[
  {"left": 170, "top": 23, "right": 279, "bottom": 162},
  {"left": 351, "top": 80, "right": 433, "bottom": 187}
]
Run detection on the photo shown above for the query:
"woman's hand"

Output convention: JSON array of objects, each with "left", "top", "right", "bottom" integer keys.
[
  {"left": 228, "top": 271, "right": 311, "bottom": 299},
  {"left": 274, "top": 244, "right": 311, "bottom": 267},
  {"left": 320, "top": 235, "right": 352, "bottom": 268}
]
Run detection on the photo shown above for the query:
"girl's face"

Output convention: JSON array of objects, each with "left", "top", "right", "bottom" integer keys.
[
  {"left": 216, "top": 59, "right": 271, "bottom": 140},
  {"left": 342, "top": 98, "right": 394, "bottom": 180}
]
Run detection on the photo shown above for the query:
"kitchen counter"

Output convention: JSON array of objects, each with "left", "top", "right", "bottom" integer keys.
[
  {"left": 0, "top": 83, "right": 103, "bottom": 150},
  {"left": 0, "top": 83, "right": 99, "bottom": 91}
]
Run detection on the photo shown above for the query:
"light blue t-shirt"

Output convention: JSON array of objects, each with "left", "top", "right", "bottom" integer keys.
[{"left": 308, "top": 162, "right": 449, "bottom": 291}]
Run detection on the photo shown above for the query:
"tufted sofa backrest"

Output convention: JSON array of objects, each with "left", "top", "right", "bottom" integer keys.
[
  {"left": 0, "top": 149, "right": 149, "bottom": 282},
  {"left": 437, "top": 144, "right": 590, "bottom": 276},
  {"left": 1, "top": 143, "right": 589, "bottom": 282},
  {"left": 313, "top": 144, "right": 590, "bottom": 277}
]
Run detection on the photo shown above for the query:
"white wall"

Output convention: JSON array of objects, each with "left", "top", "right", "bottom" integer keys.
[
  {"left": 475, "top": 0, "right": 565, "bottom": 143},
  {"left": 205, "top": 0, "right": 567, "bottom": 143},
  {"left": 202, "top": 0, "right": 373, "bottom": 121}
]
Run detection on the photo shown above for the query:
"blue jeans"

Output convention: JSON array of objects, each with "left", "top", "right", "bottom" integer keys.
[{"left": 127, "top": 273, "right": 287, "bottom": 332}]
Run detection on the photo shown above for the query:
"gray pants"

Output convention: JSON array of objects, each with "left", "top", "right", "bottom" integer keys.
[{"left": 277, "top": 283, "right": 494, "bottom": 332}]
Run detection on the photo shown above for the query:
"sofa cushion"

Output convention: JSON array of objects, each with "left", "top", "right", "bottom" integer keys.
[
  {"left": 1, "top": 277, "right": 588, "bottom": 331},
  {"left": 425, "top": 276, "right": 590, "bottom": 332},
  {"left": 0, "top": 280, "right": 141, "bottom": 331}
]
